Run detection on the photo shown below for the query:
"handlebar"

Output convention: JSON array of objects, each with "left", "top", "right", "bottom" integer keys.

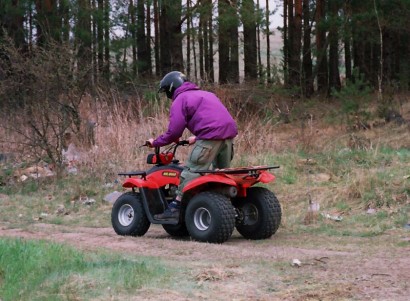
[{"left": 142, "top": 139, "right": 190, "bottom": 148}]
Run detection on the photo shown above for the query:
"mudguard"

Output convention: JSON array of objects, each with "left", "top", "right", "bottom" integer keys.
[
  {"left": 182, "top": 174, "right": 237, "bottom": 193},
  {"left": 258, "top": 170, "right": 276, "bottom": 183},
  {"left": 122, "top": 168, "right": 180, "bottom": 189}
]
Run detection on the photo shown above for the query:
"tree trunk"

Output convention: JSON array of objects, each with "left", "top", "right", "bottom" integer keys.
[
  {"left": 153, "top": 0, "right": 160, "bottom": 76},
  {"left": 159, "top": 0, "right": 183, "bottom": 73},
  {"left": 242, "top": 0, "right": 258, "bottom": 80},
  {"left": 265, "top": 0, "right": 271, "bottom": 83},
  {"left": 186, "top": 0, "right": 192, "bottom": 77},
  {"left": 283, "top": 0, "right": 288, "bottom": 84},
  {"left": 328, "top": 0, "right": 341, "bottom": 94},
  {"left": 315, "top": 0, "right": 328, "bottom": 93},
  {"left": 218, "top": 0, "right": 230, "bottom": 83},
  {"left": 207, "top": 4, "right": 214, "bottom": 83},
  {"left": 77, "top": 0, "right": 92, "bottom": 79},
  {"left": 256, "top": 0, "right": 262, "bottom": 79},
  {"left": 129, "top": 0, "right": 137, "bottom": 76},
  {"left": 285, "top": 0, "right": 294, "bottom": 87},
  {"left": 1, "top": 0, "right": 26, "bottom": 50},
  {"left": 302, "top": 0, "right": 313, "bottom": 97},
  {"left": 137, "top": 0, "right": 150, "bottom": 75},
  {"left": 146, "top": 1, "right": 152, "bottom": 75},
  {"left": 103, "top": 0, "right": 110, "bottom": 79},
  {"left": 35, "top": 0, "right": 60, "bottom": 45},
  {"left": 343, "top": 0, "right": 352, "bottom": 82}
]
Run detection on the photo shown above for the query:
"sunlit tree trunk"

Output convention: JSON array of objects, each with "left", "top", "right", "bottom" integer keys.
[
  {"left": 328, "top": 0, "right": 341, "bottom": 93},
  {"left": 343, "top": 0, "right": 352, "bottom": 82},
  {"left": 103, "top": 0, "right": 110, "bottom": 79}
]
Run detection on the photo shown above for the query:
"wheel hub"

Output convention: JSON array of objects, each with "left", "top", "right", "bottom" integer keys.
[
  {"left": 193, "top": 207, "right": 211, "bottom": 231},
  {"left": 118, "top": 204, "right": 134, "bottom": 226},
  {"left": 240, "top": 203, "right": 258, "bottom": 226}
]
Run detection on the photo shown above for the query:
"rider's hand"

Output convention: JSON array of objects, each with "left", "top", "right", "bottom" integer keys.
[
  {"left": 146, "top": 138, "right": 155, "bottom": 148},
  {"left": 188, "top": 136, "right": 196, "bottom": 145}
]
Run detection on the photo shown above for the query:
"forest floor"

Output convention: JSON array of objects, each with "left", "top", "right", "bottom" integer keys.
[{"left": 0, "top": 222, "right": 409, "bottom": 300}]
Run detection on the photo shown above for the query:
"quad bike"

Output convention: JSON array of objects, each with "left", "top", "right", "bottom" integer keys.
[{"left": 111, "top": 140, "right": 282, "bottom": 244}]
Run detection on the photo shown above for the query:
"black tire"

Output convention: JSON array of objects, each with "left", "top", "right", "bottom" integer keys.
[
  {"left": 111, "top": 192, "right": 150, "bottom": 236},
  {"left": 185, "top": 192, "right": 235, "bottom": 243},
  {"left": 233, "top": 187, "right": 281, "bottom": 240},
  {"left": 162, "top": 223, "right": 189, "bottom": 237}
]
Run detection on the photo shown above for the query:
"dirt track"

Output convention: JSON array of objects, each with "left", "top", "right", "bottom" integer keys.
[{"left": 1, "top": 222, "right": 409, "bottom": 300}]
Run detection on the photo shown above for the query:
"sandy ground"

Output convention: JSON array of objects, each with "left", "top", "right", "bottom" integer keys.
[{"left": 1, "top": 222, "right": 409, "bottom": 300}]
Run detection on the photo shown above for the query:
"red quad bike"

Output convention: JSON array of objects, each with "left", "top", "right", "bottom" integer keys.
[{"left": 111, "top": 140, "right": 282, "bottom": 244}]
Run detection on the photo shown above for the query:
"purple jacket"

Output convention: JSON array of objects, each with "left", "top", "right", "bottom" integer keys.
[{"left": 153, "top": 82, "right": 238, "bottom": 147}]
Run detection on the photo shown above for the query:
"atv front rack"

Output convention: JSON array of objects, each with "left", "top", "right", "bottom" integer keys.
[{"left": 118, "top": 171, "right": 147, "bottom": 179}]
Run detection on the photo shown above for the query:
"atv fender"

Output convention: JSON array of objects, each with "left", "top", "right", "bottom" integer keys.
[
  {"left": 182, "top": 174, "right": 237, "bottom": 193},
  {"left": 122, "top": 169, "right": 181, "bottom": 189},
  {"left": 122, "top": 178, "right": 159, "bottom": 189},
  {"left": 259, "top": 170, "right": 276, "bottom": 183}
]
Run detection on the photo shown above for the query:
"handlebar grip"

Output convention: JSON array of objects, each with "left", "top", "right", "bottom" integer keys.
[{"left": 178, "top": 140, "right": 189, "bottom": 146}]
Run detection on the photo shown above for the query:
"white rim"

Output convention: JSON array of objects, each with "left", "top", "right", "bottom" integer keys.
[
  {"left": 193, "top": 207, "right": 211, "bottom": 231},
  {"left": 118, "top": 204, "right": 134, "bottom": 226}
]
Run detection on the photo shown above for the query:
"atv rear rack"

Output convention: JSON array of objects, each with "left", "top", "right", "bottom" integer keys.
[{"left": 192, "top": 165, "right": 280, "bottom": 175}]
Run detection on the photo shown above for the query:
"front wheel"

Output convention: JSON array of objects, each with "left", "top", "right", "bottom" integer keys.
[
  {"left": 111, "top": 192, "right": 150, "bottom": 236},
  {"left": 233, "top": 187, "right": 281, "bottom": 240},
  {"left": 185, "top": 192, "right": 235, "bottom": 243}
]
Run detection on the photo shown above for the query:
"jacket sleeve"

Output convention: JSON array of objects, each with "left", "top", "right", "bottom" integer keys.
[{"left": 153, "top": 98, "right": 187, "bottom": 147}]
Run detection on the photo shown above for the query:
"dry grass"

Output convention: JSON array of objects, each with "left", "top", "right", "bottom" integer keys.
[{"left": 1, "top": 88, "right": 409, "bottom": 231}]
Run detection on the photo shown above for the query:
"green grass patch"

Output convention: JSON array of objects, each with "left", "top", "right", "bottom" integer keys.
[{"left": 0, "top": 238, "right": 172, "bottom": 301}]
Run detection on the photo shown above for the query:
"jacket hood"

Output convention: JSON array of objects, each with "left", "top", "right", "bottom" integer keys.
[{"left": 173, "top": 82, "right": 199, "bottom": 100}]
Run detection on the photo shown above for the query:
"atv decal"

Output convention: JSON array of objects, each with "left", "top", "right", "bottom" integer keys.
[{"left": 162, "top": 171, "right": 177, "bottom": 177}]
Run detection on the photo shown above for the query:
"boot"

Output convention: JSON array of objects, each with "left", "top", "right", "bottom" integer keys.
[{"left": 154, "top": 200, "right": 180, "bottom": 220}]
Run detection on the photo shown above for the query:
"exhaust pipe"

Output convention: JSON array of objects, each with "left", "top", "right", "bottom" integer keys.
[{"left": 215, "top": 186, "right": 238, "bottom": 198}]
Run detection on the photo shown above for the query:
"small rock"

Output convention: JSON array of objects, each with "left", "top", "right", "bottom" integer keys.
[
  {"left": 292, "top": 259, "right": 302, "bottom": 267},
  {"left": 366, "top": 208, "right": 377, "bottom": 215},
  {"left": 83, "top": 198, "right": 96, "bottom": 205},
  {"left": 321, "top": 212, "right": 343, "bottom": 221},
  {"left": 104, "top": 191, "right": 123, "bottom": 204},
  {"left": 55, "top": 205, "right": 66, "bottom": 215}
]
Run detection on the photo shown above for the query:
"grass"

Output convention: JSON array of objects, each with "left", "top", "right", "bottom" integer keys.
[
  {"left": 0, "top": 96, "right": 408, "bottom": 233},
  {"left": 0, "top": 238, "right": 173, "bottom": 301}
]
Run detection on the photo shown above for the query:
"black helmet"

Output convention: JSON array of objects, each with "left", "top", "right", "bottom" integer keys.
[{"left": 158, "top": 71, "right": 187, "bottom": 99}]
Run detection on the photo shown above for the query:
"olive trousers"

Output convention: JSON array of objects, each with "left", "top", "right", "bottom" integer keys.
[{"left": 177, "top": 139, "right": 234, "bottom": 199}]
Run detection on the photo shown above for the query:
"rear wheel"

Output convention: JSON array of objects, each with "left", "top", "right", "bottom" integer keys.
[
  {"left": 111, "top": 192, "right": 150, "bottom": 236},
  {"left": 185, "top": 192, "right": 235, "bottom": 243},
  {"left": 233, "top": 187, "right": 281, "bottom": 240}
]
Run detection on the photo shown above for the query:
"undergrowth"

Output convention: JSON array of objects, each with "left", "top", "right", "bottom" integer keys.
[{"left": 0, "top": 89, "right": 409, "bottom": 236}]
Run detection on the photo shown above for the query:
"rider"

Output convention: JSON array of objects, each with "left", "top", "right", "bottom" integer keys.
[{"left": 147, "top": 71, "right": 238, "bottom": 220}]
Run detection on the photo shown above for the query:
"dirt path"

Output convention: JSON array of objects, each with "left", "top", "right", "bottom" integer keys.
[{"left": 1, "top": 222, "right": 409, "bottom": 300}]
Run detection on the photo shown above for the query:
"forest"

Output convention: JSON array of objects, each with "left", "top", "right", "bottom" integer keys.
[
  {"left": 1, "top": 0, "right": 410, "bottom": 172},
  {"left": 1, "top": 0, "right": 409, "bottom": 93}
]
